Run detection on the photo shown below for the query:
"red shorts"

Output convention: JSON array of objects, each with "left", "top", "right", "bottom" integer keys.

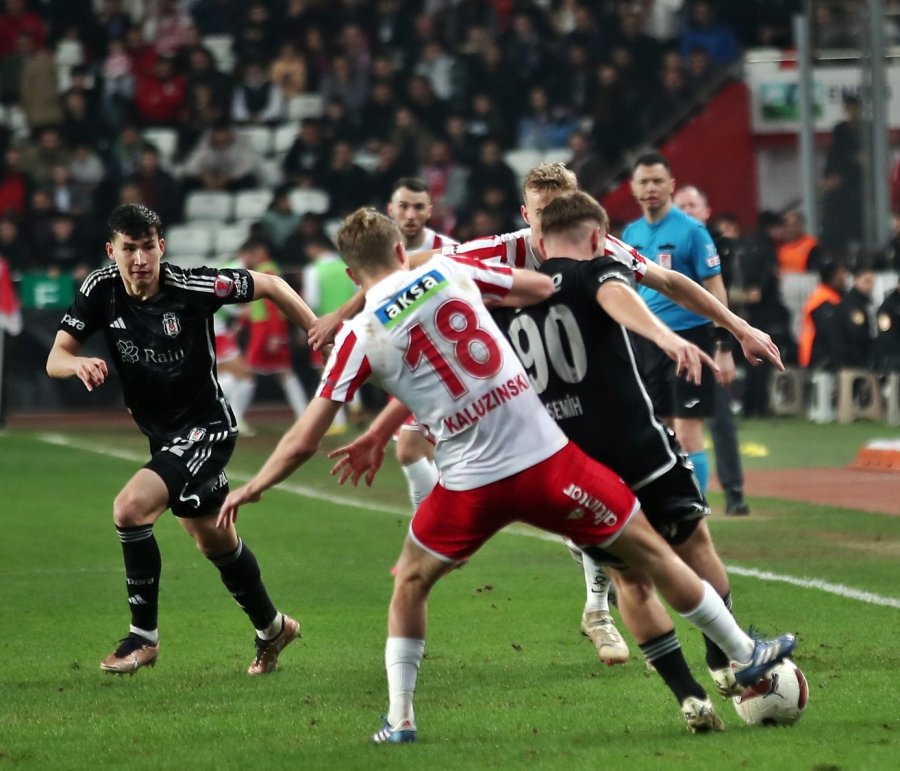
[
  {"left": 246, "top": 327, "right": 291, "bottom": 373},
  {"left": 410, "top": 442, "right": 639, "bottom": 562}
]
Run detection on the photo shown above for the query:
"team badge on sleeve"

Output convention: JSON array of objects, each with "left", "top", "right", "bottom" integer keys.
[
  {"left": 214, "top": 274, "right": 235, "bottom": 298},
  {"left": 162, "top": 312, "right": 181, "bottom": 337}
]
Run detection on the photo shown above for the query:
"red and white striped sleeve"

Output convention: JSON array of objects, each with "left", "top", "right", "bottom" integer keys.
[
  {"left": 443, "top": 255, "right": 513, "bottom": 302},
  {"left": 316, "top": 324, "right": 372, "bottom": 403},
  {"left": 604, "top": 234, "right": 648, "bottom": 281},
  {"left": 441, "top": 228, "right": 530, "bottom": 268}
]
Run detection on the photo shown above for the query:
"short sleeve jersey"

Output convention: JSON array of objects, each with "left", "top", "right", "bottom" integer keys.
[
  {"left": 316, "top": 254, "right": 567, "bottom": 490},
  {"left": 444, "top": 227, "right": 649, "bottom": 279},
  {"left": 59, "top": 263, "right": 255, "bottom": 442},
  {"left": 494, "top": 257, "right": 678, "bottom": 488},
  {"left": 621, "top": 206, "right": 720, "bottom": 331}
]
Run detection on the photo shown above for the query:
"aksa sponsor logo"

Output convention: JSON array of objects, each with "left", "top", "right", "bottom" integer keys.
[{"left": 375, "top": 270, "right": 446, "bottom": 328}]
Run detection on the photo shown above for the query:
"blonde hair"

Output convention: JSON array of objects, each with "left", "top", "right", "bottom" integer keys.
[
  {"left": 522, "top": 162, "right": 578, "bottom": 198},
  {"left": 335, "top": 208, "right": 401, "bottom": 275},
  {"left": 540, "top": 191, "right": 610, "bottom": 242}
]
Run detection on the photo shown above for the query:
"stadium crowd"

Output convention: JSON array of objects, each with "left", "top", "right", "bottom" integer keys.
[{"left": 0, "top": 0, "right": 898, "bottom": 416}]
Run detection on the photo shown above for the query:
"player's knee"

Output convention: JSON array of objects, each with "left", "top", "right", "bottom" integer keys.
[
  {"left": 615, "top": 570, "right": 656, "bottom": 604},
  {"left": 395, "top": 443, "right": 425, "bottom": 466},
  {"left": 112, "top": 491, "right": 155, "bottom": 527}
]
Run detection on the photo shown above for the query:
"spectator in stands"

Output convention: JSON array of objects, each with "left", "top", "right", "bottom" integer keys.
[
  {"left": 0, "top": 28, "right": 28, "bottom": 104},
  {"left": 270, "top": 41, "right": 308, "bottom": 101},
  {"left": 686, "top": 46, "right": 719, "bottom": 93},
  {"left": 389, "top": 105, "right": 433, "bottom": 167},
  {"left": 640, "top": 63, "right": 692, "bottom": 136},
  {"left": 299, "top": 25, "right": 329, "bottom": 92},
  {"left": 19, "top": 41, "right": 62, "bottom": 130},
  {"left": 591, "top": 61, "right": 640, "bottom": 163},
  {"left": 420, "top": 138, "right": 468, "bottom": 228},
  {"left": 282, "top": 119, "right": 328, "bottom": 187},
  {"left": 414, "top": 40, "right": 455, "bottom": 102},
  {"left": 181, "top": 80, "right": 227, "bottom": 155},
  {"left": 62, "top": 91, "right": 107, "bottom": 150},
  {"left": 0, "top": 0, "right": 46, "bottom": 59},
  {"left": 505, "top": 9, "right": 548, "bottom": 87},
  {"left": 680, "top": 0, "right": 740, "bottom": 66},
  {"left": 69, "top": 143, "right": 105, "bottom": 200},
  {"left": 321, "top": 139, "right": 371, "bottom": 218},
  {"left": 798, "top": 260, "right": 848, "bottom": 369},
  {"left": 135, "top": 54, "right": 186, "bottom": 126},
  {"left": 339, "top": 21, "right": 372, "bottom": 77},
  {"left": 831, "top": 264, "right": 877, "bottom": 370},
  {"left": 95, "top": 0, "right": 133, "bottom": 47},
  {"left": 617, "top": 2, "right": 663, "bottom": 87},
  {"left": 557, "top": 43, "right": 595, "bottom": 115},
  {"left": 49, "top": 163, "right": 90, "bottom": 218},
  {"left": 320, "top": 54, "right": 368, "bottom": 122},
  {"left": 234, "top": 2, "right": 279, "bottom": 64},
  {"left": 467, "top": 92, "right": 511, "bottom": 147},
  {"left": 281, "top": 212, "right": 325, "bottom": 272},
  {"left": 183, "top": 121, "right": 262, "bottom": 191},
  {"left": 777, "top": 209, "right": 823, "bottom": 274},
  {"left": 821, "top": 94, "right": 864, "bottom": 250},
  {"left": 41, "top": 211, "right": 93, "bottom": 281},
  {"left": 875, "top": 276, "right": 900, "bottom": 372},
  {"left": 517, "top": 85, "right": 577, "bottom": 151},
  {"left": 259, "top": 185, "right": 300, "bottom": 252},
  {"left": 369, "top": 140, "right": 416, "bottom": 206},
  {"left": 443, "top": 112, "right": 478, "bottom": 168},
  {"left": 466, "top": 136, "right": 520, "bottom": 216},
  {"left": 0, "top": 146, "right": 27, "bottom": 217},
  {"left": 405, "top": 74, "right": 447, "bottom": 136},
  {"left": 468, "top": 45, "right": 522, "bottom": 123},
  {"left": 184, "top": 45, "right": 231, "bottom": 116},
  {"left": 191, "top": 0, "right": 242, "bottom": 37},
  {"left": 19, "top": 127, "right": 70, "bottom": 187},
  {"left": 124, "top": 27, "right": 157, "bottom": 80},
  {"left": 566, "top": 130, "right": 605, "bottom": 196},
  {"left": 142, "top": 0, "right": 193, "bottom": 58},
  {"left": 101, "top": 38, "right": 137, "bottom": 132},
  {"left": 0, "top": 214, "right": 31, "bottom": 272},
  {"left": 107, "top": 123, "right": 143, "bottom": 180},
  {"left": 812, "top": 2, "right": 860, "bottom": 50},
  {"left": 231, "top": 59, "right": 284, "bottom": 126},
  {"left": 359, "top": 80, "right": 399, "bottom": 143},
  {"left": 127, "top": 143, "right": 181, "bottom": 225}
]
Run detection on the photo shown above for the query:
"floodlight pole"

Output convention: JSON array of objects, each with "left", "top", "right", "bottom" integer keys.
[
  {"left": 793, "top": 8, "right": 818, "bottom": 237},
  {"left": 863, "top": 0, "right": 891, "bottom": 249}
]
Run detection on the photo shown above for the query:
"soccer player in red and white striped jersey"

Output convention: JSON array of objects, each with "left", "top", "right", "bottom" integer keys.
[{"left": 387, "top": 178, "right": 458, "bottom": 512}]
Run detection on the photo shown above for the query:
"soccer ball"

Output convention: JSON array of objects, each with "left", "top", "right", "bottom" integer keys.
[{"left": 733, "top": 659, "right": 809, "bottom": 726}]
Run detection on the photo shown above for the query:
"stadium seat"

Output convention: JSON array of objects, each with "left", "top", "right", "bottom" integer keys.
[
  {"left": 203, "top": 35, "right": 235, "bottom": 73},
  {"left": 234, "top": 188, "right": 272, "bottom": 221},
  {"left": 289, "top": 188, "right": 329, "bottom": 215},
  {"left": 259, "top": 158, "right": 285, "bottom": 186},
  {"left": 273, "top": 123, "right": 301, "bottom": 156},
  {"left": 164, "top": 225, "right": 214, "bottom": 257},
  {"left": 768, "top": 367, "right": 806, "bottom": 416},
  {"left": 212, "top": 223, "right": 251, "bottom": 259},
  {"left": 324, "top": 218, "right": 341, "bottom": 243},
  {"left": 807, "top": 371, "right": 836, "bottom": 423},
  {"left": 543, "top": 148, "right": 573, "bottom": 165},
  {"left": 504, "top": 149, "right": 543, "bottom": 184},
  {"left": 837, "top": 369, "right": 885, "bottom": 423},
  {"left": 286, "top": 94, "right": 325, "bottom": 121},
  {"left": 184, "top": 191, "right": 234, "bottom": 222},
  {"left": 167, "top": 254, "right": 209, "bottom": 269},
  {"left": 142, "top": 127, "right": 179, "bottom": 163},
  {"left": 236, "top": 126, "right": 274, "bottom": 157}
]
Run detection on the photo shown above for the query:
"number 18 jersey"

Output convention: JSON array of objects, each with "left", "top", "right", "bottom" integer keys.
[{"left": 317, "top": 255, "right": 567, "bottom": 490}]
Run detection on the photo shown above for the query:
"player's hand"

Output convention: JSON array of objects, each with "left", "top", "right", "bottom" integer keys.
[
  {"left": 737, "top": 326, "right": 785, "bottom": 371},
  {"left": 74, "top": 357, "right": 108, "bottom": 391},
  {"left": 327, "top": 432, "right": 386, "bottom": 487},
  {"left": 714, "top": 348, "right": 736, "bottom": 386},
  {"left": 216, "top": 484, "right": 262, "bottom": 529},
  {"left": 308, "top": 311, "right": 343, "bottom": 351},
  {"left": 660, "top": 334, "right": 718, "bottom": 385}
]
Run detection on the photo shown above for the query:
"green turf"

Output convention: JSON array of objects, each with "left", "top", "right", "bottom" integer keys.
[{"left": 1, "top": 423, "right": 898, "bottom": 770}]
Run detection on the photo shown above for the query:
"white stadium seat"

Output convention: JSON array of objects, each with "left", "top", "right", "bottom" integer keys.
[
  {"left": 273, "top": 123, "right": 300, "bottom": 155},
  {"left": 163, "top": 225, "right": 213, "bottom": 257},
  {"left": 212, "top": 223, "right": 251, "bottom": 259},
  {"left": 286, "top": 94, "right": 325, "bottom": 121},
  {"left": 289, "top": 188, "right": 329, "bottom": 215},
  {"left": 503, "top": 149, "right": 543, "bottom": 182},
  {"left": 184, "top": 191, "right": 234, "bottom": 222},
  {"left": 259, "top": 158, "right": 285, "bottom": 186},
  {"left": 234, "top": 188, "right": 272, "bottom": 221},
  {"left": 236, "top": 126, "right": 273, "bottom": 157},
  {"left": 203, "top": 35, "right": 235, "bottom": 73},
  {"left": 142, "top": 127, "right": 179, "bottom": 163},
  {"left": 167, "top": 254, "right": 209, "bottom": 270},
  {"left": 543, "top": 148, "right": 573, "bottom": 166}
]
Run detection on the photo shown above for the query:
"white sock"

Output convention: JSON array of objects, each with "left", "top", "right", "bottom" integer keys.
[
  {"left": 401, "top": 457, "right": 439, "bottom": 510},
  {"left": 257, "top": 612, "right": 284, "bottom": 641},
  {"left": 385, "top": 636, "right": 425, "bottom": 727},
  {"left": 582, "top": 553, "right": 611, "bottom": 613},
  {"left": 280, "top": 372, "right": 308, "bottom": 418},
  {"left": 130, "top": 625, "right": 159, "bottom": 645},
  {"left": 680, "top": 581, "right": 754, "bottom": 663},
  {"left": 231, "top": 378, "right": 255, "bottom": 421}
]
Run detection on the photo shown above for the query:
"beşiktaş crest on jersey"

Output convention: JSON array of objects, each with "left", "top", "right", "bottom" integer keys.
[
  {"left": 375, "top": 269, "right": 447, "bottom": 328},
  {"left": 162, "top": 312, "right": 181, "bottom": 337}
]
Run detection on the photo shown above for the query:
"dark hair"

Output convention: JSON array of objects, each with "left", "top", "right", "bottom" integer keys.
[
  {"left": 391, "top": 177, "right": 429, "bottom": 195},
  {"left": 239, "top": 236, "right": 270, "bottom": 253},
  {"left": 107, "top": 204, "right": 163, "bottom": 242},
  {"left": 633, "top": 152, "right": 671, "bottom": 173},
  {"left": 818, "top": 260, "right": 845, "bottom": 285},
  {"left": 757, "top": 210, "right": 784, "bottom": 230}
]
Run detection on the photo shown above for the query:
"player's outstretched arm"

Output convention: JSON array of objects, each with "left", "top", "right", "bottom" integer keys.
[
  {"left": 495, "top": 269, "right": 556, "bottom": 308},
  {"left": 640, "top": 262, "right": 784, "bottom": 371},
  {"left": 307, "top": 290, "right": 365, "bottom": 351},
  {"left": 46, "top": 330, "right": 108, "bottom": 391},
  {"left": 250, "top": 271, "right": 317, "bottom": 332},
  {"left": 596, "top": 280, "right": 717, "bottom": 385},
  {"left": 328, "top": 399, "right": 411, "bottom": 486},
  {"left": 216, "top": 397, "right": 342, "bottom": 529}
]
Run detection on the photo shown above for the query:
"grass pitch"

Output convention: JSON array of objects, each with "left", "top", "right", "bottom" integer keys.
[{"left": 1, "top": 416, "right": 898, "bottom": 770}]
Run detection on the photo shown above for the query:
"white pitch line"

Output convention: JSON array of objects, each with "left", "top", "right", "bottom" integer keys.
[{"left": 31, "top": 432, "right": 900, "bottom": 610}]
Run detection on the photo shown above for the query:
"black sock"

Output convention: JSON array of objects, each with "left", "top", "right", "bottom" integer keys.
[
  {"left": 211, "top": 539, "right": 277, "bottom": 631},
  {"left": 117, "top": 524, "right": 161, "bottom": 634},
  {"left": 640, "top": 631, "right": 707, "bottom": 703},
  {"left": 703, "top": 591, "right": 733, "bottom": 670}
]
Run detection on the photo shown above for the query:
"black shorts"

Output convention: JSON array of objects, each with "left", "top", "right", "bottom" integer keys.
[
  {"left": 145, "top": 422, "right": 236, "bottom": 518},
  {"left": 579, "top": 434, "right": 708, "bottom": 567},
  {"left": 633, "top": 323, "right": 716, "bottom": 419}
]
